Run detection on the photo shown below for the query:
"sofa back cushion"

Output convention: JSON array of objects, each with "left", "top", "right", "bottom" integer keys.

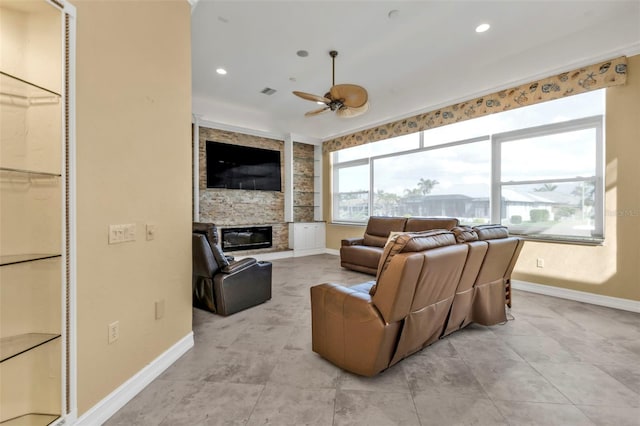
[
  {"left": 375, "top": 230, "right": 456, "bottom": 281},
  {"left": 192, "top": 234, "right": 220, "bottom": 277},
  {"left": 371, "top": 230, "right": 458, "bottom": 322},
  {"left": 404, "top": 217, "right": 459, "bottom": 233},
  {"left": 473, "top": 224, "right": 509, "bottom": 240},
  {"left": 363, "top": 216, "right": 408, "bottom": 247}
]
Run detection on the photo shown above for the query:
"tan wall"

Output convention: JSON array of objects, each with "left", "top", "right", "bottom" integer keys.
[
  {"left": 324, "top": 54, "right": 640, "bottom": 302},
  {"left": 73, "top": 0, "right": 192, "bottom": 415},
  {"left": 513, "top": 54, "right": 640, "bottom": 301}
]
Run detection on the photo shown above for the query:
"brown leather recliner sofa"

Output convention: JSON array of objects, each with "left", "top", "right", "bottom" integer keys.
[
  {"left": 340, "top": 216, "right": 459, "bottom": 275},
  {"left": 311, "top": 224, "right": 523, "bottom": 376}
]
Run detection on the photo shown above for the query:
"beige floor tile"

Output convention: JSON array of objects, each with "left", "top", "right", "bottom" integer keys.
[
  {"left": 412, "top": 393, "right": 507, "bottom": 426},
  {"left": 530, "top": 362, "right": 640, "bottom": 407},
  {"left": 577, "top": 405, "right": 640, "bottom": 426},
  {"left": 493, "top": 400, "right": 596, "bottom": 426},
  {"left": 159, "top": 382, "right": 264, "bottom": 426},
  {"left": 466, "top": 358, "right": 569, "bottom": 403},
  {"left": 334, "top": 389, "right": 420, "bottom": 426},
  {"left": 246, "top": 383, "right": 335, "bottom": 426},
  {"left": 338, "top": 363, "right": 410, "bottom": 394}
]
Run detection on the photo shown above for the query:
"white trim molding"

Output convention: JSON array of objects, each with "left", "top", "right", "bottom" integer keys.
[
  {"left": 512, "top": 280, "right": 640, "bottom": 313},
  {"left": 75, "top": 332, "right": 194, "bottom": 426}
]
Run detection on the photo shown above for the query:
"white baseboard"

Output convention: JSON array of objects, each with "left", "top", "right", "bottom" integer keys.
[
  {"left": 75, "top": 332, "right": 194, "bottom": 426},
  {"left": 325, "top": 248, "right": 340, "bottom": 256},
  {"left": 512, "top": 280, "right": 640, "bottom": 313}
]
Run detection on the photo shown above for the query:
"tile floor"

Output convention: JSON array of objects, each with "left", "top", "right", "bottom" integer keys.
[{"left": 105, "top": 254, "right": 640, "bottom": 426}]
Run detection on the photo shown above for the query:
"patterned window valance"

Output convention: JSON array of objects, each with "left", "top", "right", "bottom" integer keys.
[{"left": 323, "top": 56, "right": 627, "bottom": 154}]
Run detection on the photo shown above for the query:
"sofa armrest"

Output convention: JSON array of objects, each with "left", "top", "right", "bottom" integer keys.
[
  {"left": 342, "top": 237, "right": 365, "bottom": 246},
  {"left": 220, "top": 258, "right": 257, "bottom": 274},
  {"left": 310, "top": 283, "right": 400, "bottom": 376}
]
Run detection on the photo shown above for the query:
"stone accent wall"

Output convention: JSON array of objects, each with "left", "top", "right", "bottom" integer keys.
[
  {"left": 293, "top": 142, "right": 315, "bottom": 222},
  {"left": 199, "top": 127, "right": 288, "bottom": 252}
]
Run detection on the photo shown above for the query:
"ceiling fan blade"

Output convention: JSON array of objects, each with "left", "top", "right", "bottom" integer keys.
[
  {"left": 293, "top": 91, "right": 331, "bottom": 104},
  {"left": 305, "top": 106, "right": 330, "bottom": 117},
  {"left": 336, "top": 101, "right": 369, "bottom": 118},
  {"left": 330, "top": 84, "right": 368, "bottom": 108}
]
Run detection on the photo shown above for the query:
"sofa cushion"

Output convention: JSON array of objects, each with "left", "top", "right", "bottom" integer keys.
[
  {"left": 451, "top": 226, "right": 479, "bottom": 243},
  {"left": 363, "top": 216, "right": 408, "bottom": 247},
  {"left": 473, "top": 224, "right": 509, "bottom": 240},
  {"left": 404, "top": 217, "right": 459, "bottom": 232}
]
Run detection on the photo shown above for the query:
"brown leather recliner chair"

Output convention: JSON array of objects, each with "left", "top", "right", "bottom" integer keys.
[
  {"left": 442, "top": 224, "right": 524, "bottom": 337},
  {"left": 192, "top": 233, "right": 272, "bottom": 316}
]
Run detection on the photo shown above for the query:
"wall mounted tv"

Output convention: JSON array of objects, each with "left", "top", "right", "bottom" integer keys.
[{"left": 206, "top": 141, "right": 282, "bottom": 191}]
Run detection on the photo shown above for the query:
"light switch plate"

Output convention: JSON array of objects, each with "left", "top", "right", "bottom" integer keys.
[{"left": 109, "top": 224, "right": 136, "bottom": 244}]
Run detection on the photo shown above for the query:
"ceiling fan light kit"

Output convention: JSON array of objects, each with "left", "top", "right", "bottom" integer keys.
[{"left": 293, "top": 50, "right": 369, "bottom": 118}]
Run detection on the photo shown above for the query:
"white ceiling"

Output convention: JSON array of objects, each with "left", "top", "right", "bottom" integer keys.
[{"left": 191, "top": 0, "right": 640, "bottom": 143}]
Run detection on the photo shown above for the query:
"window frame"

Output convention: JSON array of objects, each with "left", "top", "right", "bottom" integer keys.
[{"left": 330, "top": 112, "right": 605, "bottom": 245}]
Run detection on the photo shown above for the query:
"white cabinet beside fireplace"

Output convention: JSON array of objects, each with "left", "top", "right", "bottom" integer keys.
[{"left": 289, "top": 222, "right": 325, "bottom": 255}]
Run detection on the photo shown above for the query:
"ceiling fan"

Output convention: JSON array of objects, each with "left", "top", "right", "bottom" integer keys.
[{"left": 293, "top": 50, "right": 369, "bottom": 118}]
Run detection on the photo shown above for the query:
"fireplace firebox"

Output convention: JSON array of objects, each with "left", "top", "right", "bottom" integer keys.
[{"left": 221, "top": 226, "right": 273, "bottom": 252}]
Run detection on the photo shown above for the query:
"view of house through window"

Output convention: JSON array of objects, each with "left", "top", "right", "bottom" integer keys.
[{"left": 332, "top": 89, "right": 605, "bottom": 242}]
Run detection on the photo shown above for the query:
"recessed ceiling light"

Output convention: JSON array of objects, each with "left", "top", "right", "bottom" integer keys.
[
  {"left": 297, "top": 50, "right": 309, "bottom": 57},
  {"left": 216, "top": 68, "right": 227, "bottom": 75},
  {"left": 475, "top": 23, "right": 490, "bottom": 33}
]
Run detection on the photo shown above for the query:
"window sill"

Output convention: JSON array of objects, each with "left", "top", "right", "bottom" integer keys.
[
  {"left": 330, "top": 221, "right": 367, "bottom": 227},
  {"left": 515, "top": 234, "right": 604, "bottom": 246}
]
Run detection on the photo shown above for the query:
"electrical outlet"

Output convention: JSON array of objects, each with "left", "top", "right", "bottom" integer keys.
[
  {"left": 146, "top": 224, "right": 156, "bottom": 241},
  {"left": 536, "top": 258, "right": 545, "bottom": 268},
  {"left": 108, "top": 321, "right": 119, "bottom": 344}
]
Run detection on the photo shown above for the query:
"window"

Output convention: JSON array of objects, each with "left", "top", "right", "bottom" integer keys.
[
  {"left": 373, "top": 138, "right": 491, "bottom": 222},
  {"left": 331, "top": 89, "right": 605, "bottom": 243},
  {"left": 495, "top": 117, "right": 603, "bottom": 241},
  {"left": 332, "top": 160, "right": 369, "bottom": 222}
]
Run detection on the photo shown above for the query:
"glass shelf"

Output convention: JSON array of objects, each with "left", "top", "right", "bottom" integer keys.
[
  {"left": 0, "top": 333, "right": 60, "bottom": 363},
  {"left": 0, "top": 167, "right": 61, "bottom": 179},
  {"left": 0, "top": 71, "right": 60, "bottom": 106},
  {"left": 0, "top": 413, "right": 59, "bottom": 426},
  {"left": 0, "top": 254, "right": 61, "bottom": 267}
]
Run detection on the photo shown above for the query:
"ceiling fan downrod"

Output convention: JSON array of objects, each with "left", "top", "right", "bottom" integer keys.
[{"left": 330, "top": 50, "right": 338, "bottom": 87}]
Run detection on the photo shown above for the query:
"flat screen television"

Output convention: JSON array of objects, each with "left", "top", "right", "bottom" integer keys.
[{"left": 206, "top": 141, "right": 282, "bottom": 191}]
